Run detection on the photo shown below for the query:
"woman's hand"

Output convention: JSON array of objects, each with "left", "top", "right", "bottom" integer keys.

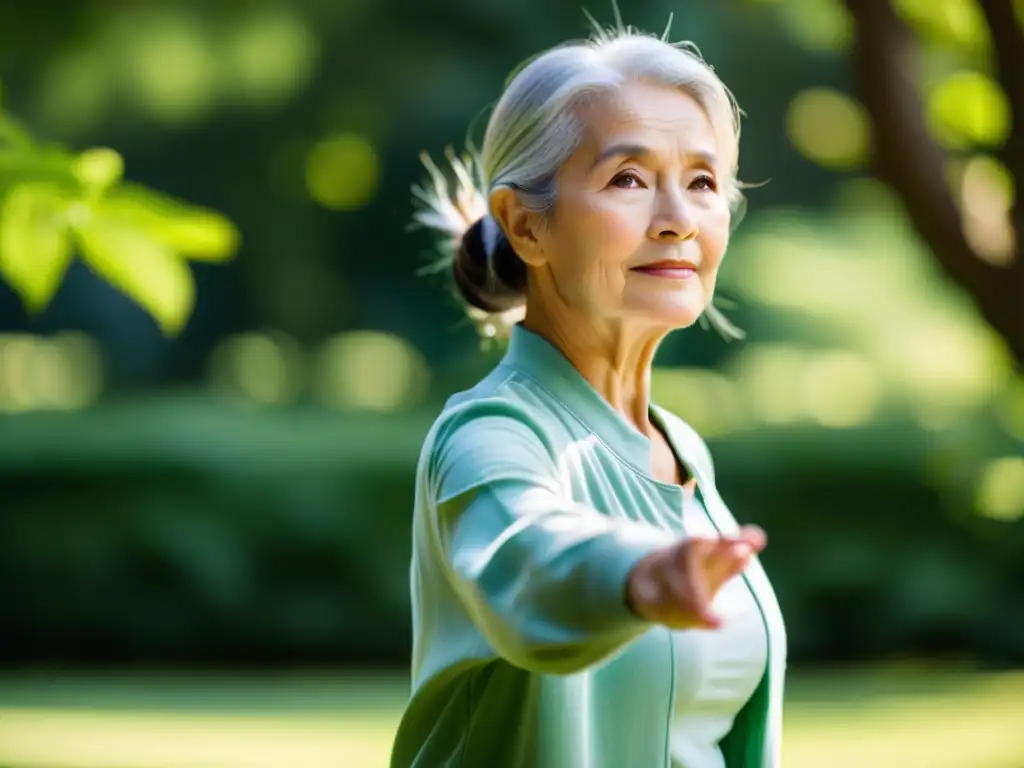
[{"left": 625, "top": 525, "right": 767, "bottom": 630}]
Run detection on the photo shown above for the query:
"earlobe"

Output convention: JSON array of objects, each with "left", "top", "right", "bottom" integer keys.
[{"left": 490, "top": 188, "right": 546, "bottom": 267}]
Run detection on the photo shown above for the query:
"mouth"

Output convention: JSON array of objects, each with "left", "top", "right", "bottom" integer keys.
[{"left": 630, "top": 260, "right": 699, "bottom": 279}]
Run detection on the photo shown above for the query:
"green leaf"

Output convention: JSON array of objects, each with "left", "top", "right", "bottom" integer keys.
[
  {"left": 76, "top": 216, "right": 195, "bottom": 335},
  {"left": 0, "top": 183, "right": 74, "bottom": 312},
  {"left": 99, "top": 183, "right": 240, "bottom": 261},
  {"left": 73, "top": 147, "right": 124, "bottom": 193}
]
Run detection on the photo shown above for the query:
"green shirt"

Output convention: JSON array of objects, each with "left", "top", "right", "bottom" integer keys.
[{"left": 391, "top": 325, "right": 787, "bottom": 768}]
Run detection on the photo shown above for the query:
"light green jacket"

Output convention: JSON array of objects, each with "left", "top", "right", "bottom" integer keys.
[{"left": 391, "top": 326, "right": 787, "bottom": 768}]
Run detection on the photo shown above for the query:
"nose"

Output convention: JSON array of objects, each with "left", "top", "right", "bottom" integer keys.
[{"left": 646, "top": 187, "right": 698, "bottom": 243}]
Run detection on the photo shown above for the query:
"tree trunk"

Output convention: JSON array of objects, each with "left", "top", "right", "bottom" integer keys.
[{"left": 843, "top": 0, "right": 1024, "bottom": 369}]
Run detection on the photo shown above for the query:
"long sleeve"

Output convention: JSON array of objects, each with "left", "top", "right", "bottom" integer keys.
[{"left": 425, "top": 402, "right": 678, "bottom": 675}]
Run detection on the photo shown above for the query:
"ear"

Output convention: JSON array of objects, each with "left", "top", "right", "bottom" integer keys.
[{"left": 489, "top": 187, "right": 547, "bottom": 267}]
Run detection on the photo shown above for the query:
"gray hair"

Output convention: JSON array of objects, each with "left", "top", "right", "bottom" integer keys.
[{"left": 412, "top": 20, "right": 745, "bottom": 340}]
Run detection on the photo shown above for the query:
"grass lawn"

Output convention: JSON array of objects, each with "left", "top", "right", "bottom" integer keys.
[{"left": 0, "top": 666, "right": 1021, "bottom": 767}]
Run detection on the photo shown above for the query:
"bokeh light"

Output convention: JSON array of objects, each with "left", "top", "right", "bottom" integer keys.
[
  {"left": 314, "top": 331, "right": 428, "bottom": 412},
  {"left": 895, "top": 0, "right": 989, "bottom": 49},
  {"left": 652, "top": 367, "right": 747, "bottom": 438},
  {"left": 775, "top": 0, "right": 853, "bottom": 52},
  {"left": 305, "top": 134, "right": 381, "bottom": 211},
  {"left": 208, "top": 332, "right": 304, "bottom": 406},
  {"left": 0, "top": 332, "right": 103, "bottom": 412},
  {"left": 122, "top": 11, "right": 219, "bottom": 125},
  {"left": 786, "top": 88, "right": 870, "bottom": 170},
  {"left": 222, "top": 11, "right": 318, "bottom": 107},
  {"left": 800, "top": 350, "right": 882, "bottom": 428},
  {"left": 927, "top": 71, "right": 1009, "bottom": 149},
  {"left": 957, "top": 154, "right": 1015, "bottom": 263},
  {"left": 975, "top": 456, "right": 1024, "bottom": 521}
]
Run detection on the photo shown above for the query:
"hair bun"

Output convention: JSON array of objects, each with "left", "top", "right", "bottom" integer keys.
[
  {"left": 452, "top": 216, "right": 527, "bottom": 314},
  {"left": 410, "top": 149, "right": 527, "bottom": 337}
]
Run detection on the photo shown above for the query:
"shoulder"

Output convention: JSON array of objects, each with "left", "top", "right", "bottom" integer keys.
[
  {"left": 420, "top": 367, "right": 562, "bottom": 501},
  {"left": 431, "top": 365, "right": 555, "bottom": 453}
]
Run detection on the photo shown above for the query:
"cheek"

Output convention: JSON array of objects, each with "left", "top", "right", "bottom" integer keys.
[
  {"left": 587, "top": 208, "right": 642, "bottom": 299},
  {"left": 586, "top": 203, "right": 646, "bottom": 274},
  {"left": 698, "top": 205, "right": 731, "bottom": 292},
  {"left": 700, "top": 204, "right": 731, "bottom": 264},
  {"left": 552, "top": 201, "right": 642, "bottom": 293}
]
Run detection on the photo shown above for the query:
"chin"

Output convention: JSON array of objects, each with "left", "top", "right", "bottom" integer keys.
[
  {"left": 628, "top": 304, "right": 705, "bottom": 331},
  {"left": 623, "top": 282, "right": 711, "bottom": 325},
  {"left": 622, "top": 294, "right": 707, "bottom": 330}
]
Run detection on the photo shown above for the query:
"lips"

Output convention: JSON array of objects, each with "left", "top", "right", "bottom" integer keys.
[{"left": 631, "top": 260, "right": 699, "bottom": 278}]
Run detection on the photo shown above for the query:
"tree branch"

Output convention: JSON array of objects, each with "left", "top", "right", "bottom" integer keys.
[
  {"left": 976, "top": 0, "right": 1024, "bottom": 170},
  {"left": 976, "top": 0, "right": 1024, "bottom": 356},
  {"left": 844, "top": 0, "right": 1023, "bottom": 368}
]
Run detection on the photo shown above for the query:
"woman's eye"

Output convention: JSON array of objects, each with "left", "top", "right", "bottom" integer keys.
[
  {"left": 691, "top": 174, "right": 717, "bottom": 192},
  {"left": 611, "top": 171, "right": 644, "bottom": 189}
]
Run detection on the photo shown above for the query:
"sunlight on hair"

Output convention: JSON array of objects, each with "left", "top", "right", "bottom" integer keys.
[
  {"left": 411, "top": 148, "right": 525, "bottom": 340},
  {"left": 411, "top": 149, "right": 487, "bottom": 250}
]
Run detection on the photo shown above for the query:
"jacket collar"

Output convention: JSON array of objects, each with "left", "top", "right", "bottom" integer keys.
[{"left": 501, "top": 324, "right": 658, "bottom": 474}]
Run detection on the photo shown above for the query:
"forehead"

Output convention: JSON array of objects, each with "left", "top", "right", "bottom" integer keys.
[{"left": 575, "top": 81, "right": 719, "bottom": 160}]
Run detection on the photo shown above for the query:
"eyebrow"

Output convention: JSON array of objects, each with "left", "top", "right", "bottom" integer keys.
[{"left": 590, "top": 143, "right": 718, "bottom": 171}]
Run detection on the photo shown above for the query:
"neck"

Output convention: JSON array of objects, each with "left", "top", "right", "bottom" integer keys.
[{"left": 522, "top": 302, "right": 667, "bottom": 435}]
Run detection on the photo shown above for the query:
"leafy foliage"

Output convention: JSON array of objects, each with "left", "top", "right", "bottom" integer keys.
[
  {"left": 768, "top": 0, "right": 1024, "bottom": 365},
  {"left": 0, "top": 101, "right": 238, "bottom": 334},
  {"left": 0, "top": 400, "right": 1020, "bottom": 666}
]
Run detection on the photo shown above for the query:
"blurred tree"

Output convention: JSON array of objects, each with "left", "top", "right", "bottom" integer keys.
[
  {"left": 842, "top": 0, "right": 1024, "bottom": 368},
  {"left": 0, "top": 93, "right": 239, "bottom": 335}
]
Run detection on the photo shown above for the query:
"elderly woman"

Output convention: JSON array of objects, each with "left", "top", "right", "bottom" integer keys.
[{"left": 391, "top": 21, "right": 787, "bottom": 768}]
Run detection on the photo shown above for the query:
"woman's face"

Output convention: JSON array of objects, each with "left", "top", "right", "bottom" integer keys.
[{"left": 508, "top": 81, "right": 732, "bottom": 333}]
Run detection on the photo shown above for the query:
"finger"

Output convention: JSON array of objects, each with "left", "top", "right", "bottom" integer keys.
[
  {"left": 677, "top": 536, "right": 716, "bottom": 583},
  {"left": 737, "top": 525, "right": 767, "bottom": 552},
  {"left": 729, "top": 540, "right": 754, "bottom": 562},
  {"left": 682, "top": 543, "right": 720, "bottom": 629},
  {"left": 723, "top": 544, "right": 753, "bottom": 581},
  {"left": 716, "top": 528, "right": 763, "bottom": 564},
  {"left": 703, "top": 538, "right": 755, "bottom": 595},
  {"left": 703, "top": 538, "right": 739, "bottom": 589}
]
